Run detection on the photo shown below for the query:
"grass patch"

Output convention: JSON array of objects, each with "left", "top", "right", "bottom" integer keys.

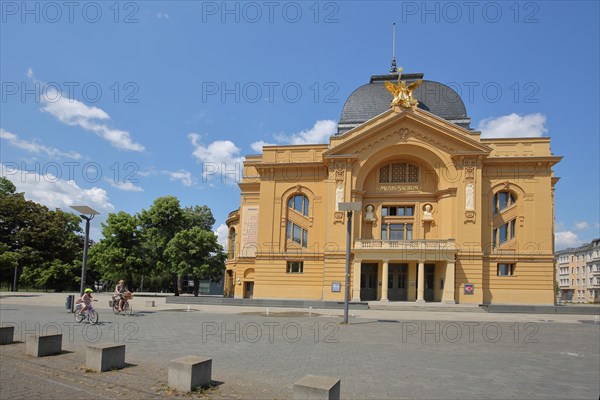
[
  {"left": 155, "top": 382, "right": 219, "bottom": 398},
  {"left": 77, "top": 365, "right": 97, "bottom": 373}
]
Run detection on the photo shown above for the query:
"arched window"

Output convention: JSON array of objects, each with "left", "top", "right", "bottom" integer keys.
[
  {"left": 228, "top": 228, "right": 236, "bottom": 257},
  {"left": 492, "top": 191, "right": 516, "bottom": 214},
  {"left": 492, "top": 190, "right": 517, "bottom": 248},
  {"left": 288, "top": 194, "right": 309, "bottom": 217},
  {"left": 379, "top": 162, "right": 419, "bottom": 183}
]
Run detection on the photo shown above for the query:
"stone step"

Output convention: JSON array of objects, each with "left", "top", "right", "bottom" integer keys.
[
  {"left": 166, "top": 296, "right": 369, "bottom": 310},
  {"left": 368, "top": 303, "right": 485, "bottom": 313}
]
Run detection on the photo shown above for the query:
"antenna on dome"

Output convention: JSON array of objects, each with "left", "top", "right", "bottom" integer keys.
[{"left": 390, "top": 22, "right": 397, "bottom": 74}]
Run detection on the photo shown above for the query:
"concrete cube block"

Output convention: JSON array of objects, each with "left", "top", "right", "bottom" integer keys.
[
  {"left": 145, "top": 300, "right": 155, "bottom": 307},
  {"left": 294, "top": 375, "right": 340, "bottom": 400},
  {"left": 86, "top": 342, "right": 126, "bottom": 372},
  {"left": 168, "top": 355, "right": 212, "bottom": 392},
  {"left": 0, "top": 326, "right": 14, "bottom": 345},
  {"left": 26, "top": 334, "right": 62, "bottom": 357}
]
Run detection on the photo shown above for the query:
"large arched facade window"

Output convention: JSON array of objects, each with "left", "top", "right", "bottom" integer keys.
[
  {"left": 492, "top": 190, "right": 518, "bottom": 248},
  {"left": 228, "top": 228, "right": 236, "bottom": 258},
  {"left": 285, "top": 193, "right": 310, "bottom": 248},
  {"left": 288, "top": 194, "right": 309, "bottom": 217}
]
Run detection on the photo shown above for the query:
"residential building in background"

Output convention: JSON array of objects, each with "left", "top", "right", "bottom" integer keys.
[{"left": 555, "top": 238, "right": 600, "bottom": 303}]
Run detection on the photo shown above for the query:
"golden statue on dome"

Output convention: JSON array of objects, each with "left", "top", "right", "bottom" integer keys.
[{"left": 385, "top": 67, "right": 423, "bottom": 110}]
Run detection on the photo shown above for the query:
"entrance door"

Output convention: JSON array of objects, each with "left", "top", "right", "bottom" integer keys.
[
  {"left": 424, "top": 264, "right": 435, "bottom": 302},
  {"left": 360, "top": 263, "right": 378, "bottom": 301},
  {"left": 388, "top": 263, "right": 408, "bottom": 301},
  {"left": 244, "top": 282, "right": 254, "bottom": 299}
]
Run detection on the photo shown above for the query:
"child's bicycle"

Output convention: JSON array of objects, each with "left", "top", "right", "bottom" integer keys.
[
  {"left": 112, "top": 294, "right": 133, "bottom": 316},
  {"left": 74, "top": 302, "right": 99, "bottom": 325}
]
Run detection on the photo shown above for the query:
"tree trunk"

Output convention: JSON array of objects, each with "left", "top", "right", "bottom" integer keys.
[
  {"left": 193, "top": 278, "right": 199, "bottom": 296},
  {"left": 172, "top": 273, "right": 179, "bottom": 296},
  {"left": 177, "top": 275, "right": 184, "bottom": 294}
]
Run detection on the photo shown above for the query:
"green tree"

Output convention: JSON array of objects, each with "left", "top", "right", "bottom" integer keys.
[
  {"left": 0, "top": 243, "right": 19, "bottom": 290},
  {"left": 87, "top": 211, "right": 145, "bottom": 287},
  {"left": 0, "top": 182, "right": 83, "bottom": 291},
  {"left": 165, "top": 227, "right": 226, "bottom": 296},
  {"left": 0, "top": 177, "right": 16, "bottom": 196},
  {"left": 139, "top": 196, "right": 186, "bottom": 295},
  {"left": 183, "top": 205, "right": 215, "bottom": 231}
]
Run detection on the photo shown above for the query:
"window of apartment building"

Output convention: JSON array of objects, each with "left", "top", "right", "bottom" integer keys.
[
  {"left": 288, "top": 194, "right": 309, "bottom": 217},
  {"left": 286, "top": 221, "right": 308, "bottom": 248},
  {"left": 379, "top": 162, "right": 419, "bottom": 183},
  {"left": 497, "top": 263, "right": 516, "bottom": 276},
  {"left": 286, "top": 261, "right": 304, "bottom": 273},
  {"left": 493, "top": 191, "right": 516, "bottom": 215}
]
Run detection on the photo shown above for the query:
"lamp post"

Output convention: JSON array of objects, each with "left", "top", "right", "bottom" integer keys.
[
  {"left": 338, "top": 202, "right": 362, "bottom": 324},
  {"left": 70, "top": 205, "right": 100, "bottom": 295}
]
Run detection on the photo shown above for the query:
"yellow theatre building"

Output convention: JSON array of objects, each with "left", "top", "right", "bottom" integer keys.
[{"left": 224, "top": 69, "right": 562, "bottom": 305}]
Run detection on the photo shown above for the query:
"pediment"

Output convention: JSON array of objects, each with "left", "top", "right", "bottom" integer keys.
[{"left": 325, "top": 108, "right": 492, "bottom": 159}]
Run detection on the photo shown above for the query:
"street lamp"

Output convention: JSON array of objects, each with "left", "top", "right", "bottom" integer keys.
[
  {"left": 338, "top": 201, "right": 362, "bottom": 324},
  {"left": 70, "top": 205, "right": 100, "bottom": 295}
]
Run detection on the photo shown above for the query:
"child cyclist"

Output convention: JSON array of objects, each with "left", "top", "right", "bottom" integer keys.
[{"left": 80, "top": 288, "right": 97, "bottom": 313}]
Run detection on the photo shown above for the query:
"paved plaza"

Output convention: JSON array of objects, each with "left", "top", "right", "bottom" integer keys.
[{"left": 1, "top": 293, "right": 599, "bottom": 399}]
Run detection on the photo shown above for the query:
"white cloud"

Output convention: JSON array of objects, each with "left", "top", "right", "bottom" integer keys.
[
  {"left": 108, "top": 180, "right": 144, "bottom": 192},
  {"left": 274, "top": 120, "right": 337, "bottom": 145},
  {"left": 214, "top": 223, "right": 228, "bottom": 250},
  {"left": 250, "top": 140, "right": 276, "bottom": 153},
  {"left": 1, "top": 163, "right": 115, "bottom": 213},
  {"left": 162, "top": 169, "right": 195, "bottom": 187},
  {"left": 574, "top": 221, "right": 590, "bottom": 230},
  {"left": 250, "top": 119, "right": 337, "bottom": 153},
  {"left": 28, "top": 69, "right": 144, "bottom": 152},
  {"left": 0, "top": 128, "right": 82, "bottom": 160},
  {"left": 555, "top": 231, "right": 581, "bottom": 249},
  {"left": 478, "top": 113, "right": 547, "bottom": 138},
  {"left": 156, "top": 12, "right": 169, "bottom": 19},
  {"left": 188, "top": 133, "right": 244, "bottom": 183}
]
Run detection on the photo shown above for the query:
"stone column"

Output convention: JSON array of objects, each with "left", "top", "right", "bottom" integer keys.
[
  {"left": 351, "top": 259, "right": 362, "bottom": 302},
  {"left": 416, "top": 261, "right": 425, "bottom": 303},
  {"left": 442, "top": 261, "right": 456, "bottom": 304},
  {"left": 381, "top": 260, "right": 389, "bottom": 302}
]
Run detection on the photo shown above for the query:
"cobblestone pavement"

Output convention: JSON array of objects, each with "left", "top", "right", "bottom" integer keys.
[{"left": 1, "top": 293, "right": 599, "bottom": 399}]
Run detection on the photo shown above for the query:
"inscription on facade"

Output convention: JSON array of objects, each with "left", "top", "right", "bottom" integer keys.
[
  {"left": 377, "top": 184, "right": 421, "bottom": 192},
  {"left": 240, "top": 206, "right": 259, "bottom": 257}
]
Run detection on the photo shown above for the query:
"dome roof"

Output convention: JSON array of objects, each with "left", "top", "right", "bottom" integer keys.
[{"left": 337, "top": 73, "right": 472, "bottom": 135}]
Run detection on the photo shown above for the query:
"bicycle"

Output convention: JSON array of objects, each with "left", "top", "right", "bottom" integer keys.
[
  {"left": 112, "top": 296, "right": 132, "bottom": 316},
  {"left": 75, "top": 302, "right": 99, "bottom": 325}
]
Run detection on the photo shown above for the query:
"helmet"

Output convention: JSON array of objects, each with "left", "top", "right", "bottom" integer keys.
[{"left": 84, "top": 288, "right": 93, "bottom": 293}]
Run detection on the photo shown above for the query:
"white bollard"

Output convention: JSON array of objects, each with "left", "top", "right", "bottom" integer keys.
[
  {"left": 309, "top": 306, "right": 312, "bottom": 317},
  {"left": 266, "top": 307, "right": 269, "bottom": 316},
  {"left": 187, "top": 305, "right": 191, "bottom": 312}
]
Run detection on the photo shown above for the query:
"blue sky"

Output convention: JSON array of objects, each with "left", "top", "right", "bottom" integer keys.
[{"left": 1, "top": 1, "right": 598, "bottom": 249}]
